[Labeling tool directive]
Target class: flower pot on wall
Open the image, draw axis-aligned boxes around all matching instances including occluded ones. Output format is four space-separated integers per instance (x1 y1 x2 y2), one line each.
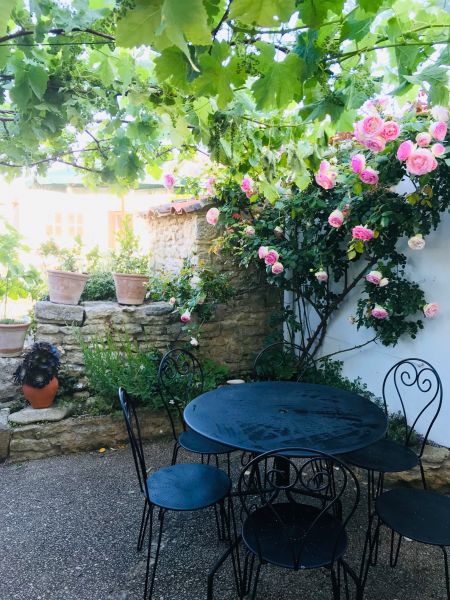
47 270 89 305
22 376 59 409
0 321 29 357
113 273 148 305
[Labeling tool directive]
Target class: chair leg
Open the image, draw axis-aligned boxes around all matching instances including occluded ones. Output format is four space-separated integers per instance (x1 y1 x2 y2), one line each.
360 513 380 595
330 564 341 600
389 529 402 568
250 561 262 600
367 470 384 567
442 546 450 599
419 460 427 489
143 506 166 600
171 442 180 465
137 499 150 552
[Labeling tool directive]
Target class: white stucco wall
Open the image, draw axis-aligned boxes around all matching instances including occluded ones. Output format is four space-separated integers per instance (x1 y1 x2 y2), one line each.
318 212 450 447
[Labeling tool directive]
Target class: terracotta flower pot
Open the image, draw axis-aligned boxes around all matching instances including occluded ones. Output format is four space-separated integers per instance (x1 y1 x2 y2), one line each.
22 377 59 409
0 321 30 357
113 273 148 305
47 270 89 305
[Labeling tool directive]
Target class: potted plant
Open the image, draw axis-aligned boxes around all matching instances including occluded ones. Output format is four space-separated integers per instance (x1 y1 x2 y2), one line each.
0 222 43 356
13 342 61 409
40 236 89 305
111 215 150 305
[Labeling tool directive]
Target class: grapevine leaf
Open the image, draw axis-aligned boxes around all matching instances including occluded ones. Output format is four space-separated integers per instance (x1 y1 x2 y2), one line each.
252 53 305 110
0 0 16 35
230 0 295 26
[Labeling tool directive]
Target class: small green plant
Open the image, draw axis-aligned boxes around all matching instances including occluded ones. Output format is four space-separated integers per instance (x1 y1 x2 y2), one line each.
111 215 149 275
0 221 43 322
148 257 233 341
79 333 161 412
39 236 84 273
80 271 116 301
202 359 229 391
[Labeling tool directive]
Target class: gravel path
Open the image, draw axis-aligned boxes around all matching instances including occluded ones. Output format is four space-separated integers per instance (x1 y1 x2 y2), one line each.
0 440 447 600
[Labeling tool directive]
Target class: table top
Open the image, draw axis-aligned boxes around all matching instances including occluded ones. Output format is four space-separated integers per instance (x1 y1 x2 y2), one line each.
184 381 387 455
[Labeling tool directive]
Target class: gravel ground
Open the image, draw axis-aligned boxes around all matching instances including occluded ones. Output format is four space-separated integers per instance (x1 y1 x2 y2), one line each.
0 439 448 600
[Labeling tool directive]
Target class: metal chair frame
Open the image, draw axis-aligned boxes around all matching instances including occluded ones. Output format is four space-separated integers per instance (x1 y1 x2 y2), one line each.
157 348 233 471
209 448 361 600
252 341 316 382
118 387 234 600
346 358 442 571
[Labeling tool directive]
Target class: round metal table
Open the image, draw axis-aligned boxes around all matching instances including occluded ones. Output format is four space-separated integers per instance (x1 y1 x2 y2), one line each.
184 381 387 455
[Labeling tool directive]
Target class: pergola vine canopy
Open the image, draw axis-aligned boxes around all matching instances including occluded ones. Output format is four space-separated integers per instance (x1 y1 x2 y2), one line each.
0 0 448 188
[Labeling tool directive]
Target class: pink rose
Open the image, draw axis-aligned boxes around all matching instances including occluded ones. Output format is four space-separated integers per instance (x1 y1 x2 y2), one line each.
381 121 400 141
169 297 176 305
366 270 382 285
315 160 337 190
353 121 365 143
241 176 253 192
397 140 415 161
328 209 344 228
416 132 432 147
351 154 366 174
206 207 220 226
206 176 215 195
264 249 279 266
431 106 449 122
363 136 386 153
423 303 439 318
361 115 384 137
271 261 284 275
430 121 447 142
315 172 336 190
244 225 255 236
352 225 374 241
408 234 425 250
180 310 191 323
359 168 379 185
315 270 328 283
372 305 389 319
406 148 438 176
258 246 268 259
432 143 446 157
163 173 175 189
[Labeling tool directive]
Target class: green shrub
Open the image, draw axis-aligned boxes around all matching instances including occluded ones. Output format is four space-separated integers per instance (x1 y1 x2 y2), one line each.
79 334 162 413
80 271 116 302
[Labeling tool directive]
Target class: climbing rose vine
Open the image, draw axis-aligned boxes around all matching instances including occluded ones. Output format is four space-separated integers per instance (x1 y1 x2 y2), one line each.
203 99 449 355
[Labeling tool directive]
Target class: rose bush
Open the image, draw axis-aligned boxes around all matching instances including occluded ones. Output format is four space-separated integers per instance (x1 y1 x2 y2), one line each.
203 98 449 354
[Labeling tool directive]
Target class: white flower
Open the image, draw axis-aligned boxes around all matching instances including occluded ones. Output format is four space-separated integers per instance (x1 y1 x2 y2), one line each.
190 338 199 347
408 234 426 250
379 278 389 287
190 274 201 289
431 106 449 122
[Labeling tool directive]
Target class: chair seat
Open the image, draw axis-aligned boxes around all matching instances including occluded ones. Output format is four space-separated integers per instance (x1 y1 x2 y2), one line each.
242 502 347 569
178 429 234 455
147 463 231 511
342 438 418 473
376 488 450 546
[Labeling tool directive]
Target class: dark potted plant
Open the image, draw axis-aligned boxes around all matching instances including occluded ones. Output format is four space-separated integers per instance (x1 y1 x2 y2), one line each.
13 342 61 409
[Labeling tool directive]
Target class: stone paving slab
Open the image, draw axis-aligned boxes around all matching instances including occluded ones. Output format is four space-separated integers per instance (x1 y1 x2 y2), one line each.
8 406 71 425
0 439 448 600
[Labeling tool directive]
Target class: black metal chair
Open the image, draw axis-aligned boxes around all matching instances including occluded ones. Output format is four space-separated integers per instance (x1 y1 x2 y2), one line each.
216 448 361 600
118 387 232 600
252 341 316 382
342 358 442 564
157 348 234 470
362 487 450 598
